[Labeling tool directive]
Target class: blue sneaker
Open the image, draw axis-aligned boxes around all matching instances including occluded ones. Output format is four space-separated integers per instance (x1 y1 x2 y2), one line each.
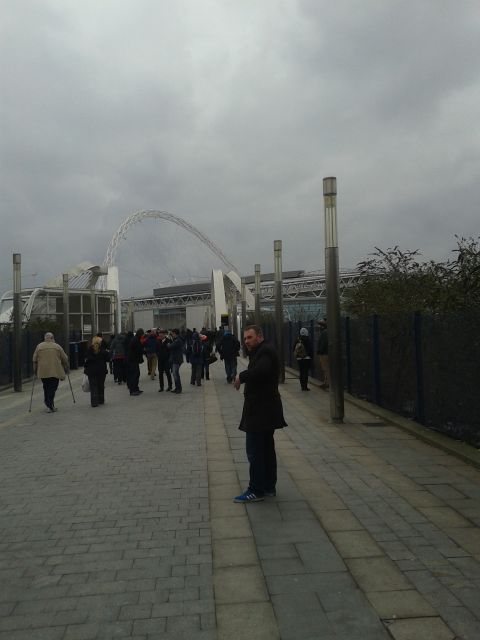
233 490 264 503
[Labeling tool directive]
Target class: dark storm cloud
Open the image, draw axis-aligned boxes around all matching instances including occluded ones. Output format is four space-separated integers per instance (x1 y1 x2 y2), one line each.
1 0 479 297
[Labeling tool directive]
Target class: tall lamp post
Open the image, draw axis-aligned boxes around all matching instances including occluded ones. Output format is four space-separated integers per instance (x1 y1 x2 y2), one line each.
62 274 70 356
13 253 22 391
241 277 247 355
274 240 285 383
88 266 109 338
254 264 261 326
323 177 344 422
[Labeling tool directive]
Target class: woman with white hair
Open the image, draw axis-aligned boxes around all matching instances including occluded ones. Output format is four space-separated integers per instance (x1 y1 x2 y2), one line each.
293 327 313 391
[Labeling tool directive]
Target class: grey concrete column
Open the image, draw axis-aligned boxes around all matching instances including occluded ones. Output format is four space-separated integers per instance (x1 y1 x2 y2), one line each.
90 288 97 338
13 253 22 391
241 277 247 356
323 177 344 423
274 240 285 383
62 274 69 355
254 264 261 326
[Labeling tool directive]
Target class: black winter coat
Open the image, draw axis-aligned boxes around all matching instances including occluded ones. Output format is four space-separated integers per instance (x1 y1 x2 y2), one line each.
238 341 287 433
156 337 172 363
219 333 240 359
167 336 184 365
84 347 109 377
128 336 144 364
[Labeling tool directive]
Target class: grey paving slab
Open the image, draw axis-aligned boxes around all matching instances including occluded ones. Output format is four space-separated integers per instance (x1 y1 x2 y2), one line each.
0 367 213 640
2 359 480 639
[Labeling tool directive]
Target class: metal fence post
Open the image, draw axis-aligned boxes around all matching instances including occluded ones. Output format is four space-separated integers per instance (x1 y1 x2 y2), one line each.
372 314 381 405
288 321 293 367
309 319 315 376
414 312 425 424
345 316 352 393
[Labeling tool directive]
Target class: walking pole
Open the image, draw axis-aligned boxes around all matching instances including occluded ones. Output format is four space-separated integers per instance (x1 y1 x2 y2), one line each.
66 372 76 404
28 374 36 412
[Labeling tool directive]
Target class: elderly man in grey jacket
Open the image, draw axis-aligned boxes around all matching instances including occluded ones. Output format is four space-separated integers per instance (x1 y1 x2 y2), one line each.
32 332 69 412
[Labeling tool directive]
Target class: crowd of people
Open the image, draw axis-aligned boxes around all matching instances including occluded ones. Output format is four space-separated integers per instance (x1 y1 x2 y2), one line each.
31 321 329 505
32 321 329 411
82 325 242 406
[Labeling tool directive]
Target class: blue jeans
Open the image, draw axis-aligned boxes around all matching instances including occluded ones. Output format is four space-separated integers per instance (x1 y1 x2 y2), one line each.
171 362 182 391
246 431 277 496
224 357 237 381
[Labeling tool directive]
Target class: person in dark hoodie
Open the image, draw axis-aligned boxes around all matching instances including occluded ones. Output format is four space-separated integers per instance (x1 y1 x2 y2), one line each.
156 329 173 392
293 327 313 391
218 328 240 383
167 329 184 394
127 328 144 396
189 329 204 387
110 332 127 385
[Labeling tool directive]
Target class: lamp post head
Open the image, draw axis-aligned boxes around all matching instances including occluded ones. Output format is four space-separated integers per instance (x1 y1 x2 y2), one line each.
323 177 337 196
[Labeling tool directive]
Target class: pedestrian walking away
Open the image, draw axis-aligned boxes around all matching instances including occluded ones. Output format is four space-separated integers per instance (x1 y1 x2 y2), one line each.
32 332 69 413
218 328 240 383
294 327 313 391
233 324 287 503
144 329 158 379
110 332 127 384
167 328 184 393
83 336 110 407
189 329 204 386
200 333 212 380
127 328 145 396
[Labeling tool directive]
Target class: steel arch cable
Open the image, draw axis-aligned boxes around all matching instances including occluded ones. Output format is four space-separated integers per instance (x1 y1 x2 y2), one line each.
103 210 238 273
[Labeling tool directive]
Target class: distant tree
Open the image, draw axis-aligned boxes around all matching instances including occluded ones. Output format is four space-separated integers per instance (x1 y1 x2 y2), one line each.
26 317 62 335
343 236 480 316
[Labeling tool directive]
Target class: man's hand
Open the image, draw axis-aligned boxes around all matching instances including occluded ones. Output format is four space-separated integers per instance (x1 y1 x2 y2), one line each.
233 374 241 390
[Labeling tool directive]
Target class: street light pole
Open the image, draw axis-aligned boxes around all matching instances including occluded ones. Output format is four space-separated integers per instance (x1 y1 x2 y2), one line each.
13 253 22 392
254 264 261 326
62 274 70 356
241 276 247 348
323 177 344 422
274 240 285 383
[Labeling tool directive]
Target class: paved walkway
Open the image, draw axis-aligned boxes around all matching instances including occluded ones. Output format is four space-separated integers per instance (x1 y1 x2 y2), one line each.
0 359 479 640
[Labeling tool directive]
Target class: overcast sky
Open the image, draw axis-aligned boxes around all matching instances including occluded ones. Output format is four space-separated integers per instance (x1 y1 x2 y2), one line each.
1 0 479 298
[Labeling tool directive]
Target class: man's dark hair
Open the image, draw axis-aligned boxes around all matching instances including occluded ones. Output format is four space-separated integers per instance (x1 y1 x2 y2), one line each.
172 328 179 335
244 324 263 337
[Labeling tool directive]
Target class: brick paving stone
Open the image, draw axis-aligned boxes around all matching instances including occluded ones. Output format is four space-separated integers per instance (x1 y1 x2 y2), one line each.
2 362 480 639
385 616 455 640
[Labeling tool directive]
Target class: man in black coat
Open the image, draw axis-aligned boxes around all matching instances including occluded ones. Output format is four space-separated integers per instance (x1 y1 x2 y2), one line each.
127 328 144 396
233 325 287 503
156 329 173 392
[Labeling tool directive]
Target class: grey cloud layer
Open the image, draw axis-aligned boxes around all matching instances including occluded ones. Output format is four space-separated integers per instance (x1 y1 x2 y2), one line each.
1 0 479 297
